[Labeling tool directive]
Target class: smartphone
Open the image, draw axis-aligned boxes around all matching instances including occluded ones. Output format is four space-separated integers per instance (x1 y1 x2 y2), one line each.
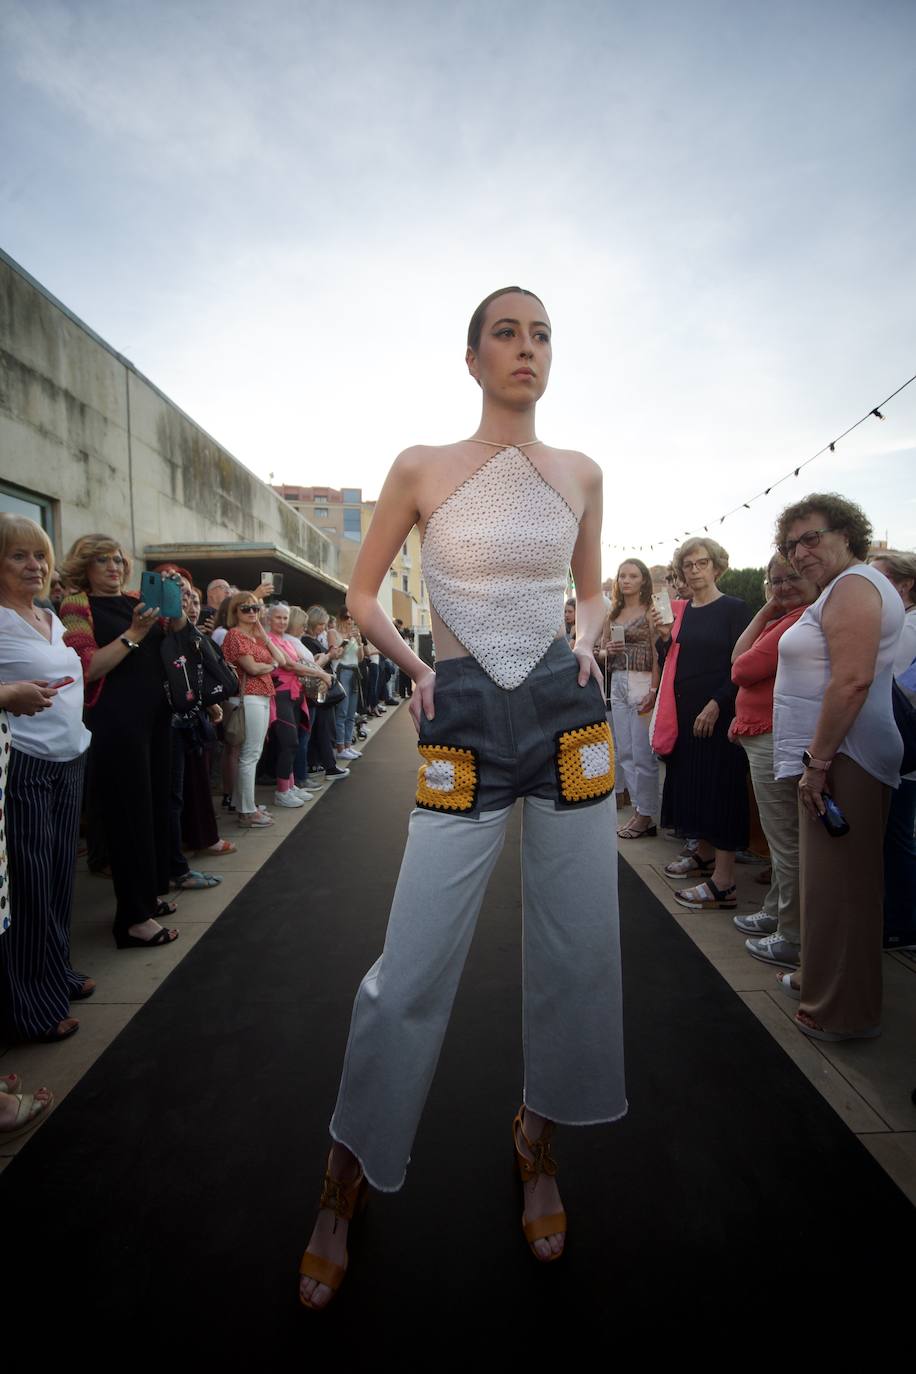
260 571 275 587
819 793 850 838
610 624 626 645
652 590 674 625
50 676 75 689
140 571 182 619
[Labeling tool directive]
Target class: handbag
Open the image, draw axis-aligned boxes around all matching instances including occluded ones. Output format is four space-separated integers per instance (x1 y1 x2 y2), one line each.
648 600 688 758
223 671 247 745
323 672 346 708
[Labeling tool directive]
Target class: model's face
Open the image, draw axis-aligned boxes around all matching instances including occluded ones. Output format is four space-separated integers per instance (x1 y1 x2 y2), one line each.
466 292 551 405
87 549 127 595
270 608 289 634
0 540 49 602
783 513 849 589
616 563 644 598
871 559 914 607
680 546 718 594
766 559 815 612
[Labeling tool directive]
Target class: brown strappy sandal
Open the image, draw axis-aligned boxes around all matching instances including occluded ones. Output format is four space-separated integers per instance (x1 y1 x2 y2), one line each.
512 1106 567 1262
298 1152 368 1310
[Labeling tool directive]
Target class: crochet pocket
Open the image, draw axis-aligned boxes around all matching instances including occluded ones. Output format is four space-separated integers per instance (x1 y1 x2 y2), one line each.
553 720 615 806
416 743 480 813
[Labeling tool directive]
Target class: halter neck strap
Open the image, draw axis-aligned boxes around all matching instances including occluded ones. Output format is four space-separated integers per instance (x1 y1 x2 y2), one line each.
466 438 542 448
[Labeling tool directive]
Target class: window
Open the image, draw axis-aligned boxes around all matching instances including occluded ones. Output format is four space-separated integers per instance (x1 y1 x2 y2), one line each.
402 574 409 593
342 488 361 504
313 507 329 518
343 508 361 542
0 481 53 532
403 543 409 556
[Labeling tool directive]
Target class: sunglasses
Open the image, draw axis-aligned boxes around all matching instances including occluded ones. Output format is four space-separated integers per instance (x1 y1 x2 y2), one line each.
239 604 261 613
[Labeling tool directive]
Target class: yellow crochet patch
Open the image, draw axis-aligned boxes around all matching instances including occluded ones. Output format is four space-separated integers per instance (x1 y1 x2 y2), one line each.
416 744 479 813
555 720 615 805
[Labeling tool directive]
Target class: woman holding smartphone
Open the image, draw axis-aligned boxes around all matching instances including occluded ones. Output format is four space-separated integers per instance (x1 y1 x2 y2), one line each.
298 286 626 1310
598 558 660 838
61 535 180 949
0 515 93 1040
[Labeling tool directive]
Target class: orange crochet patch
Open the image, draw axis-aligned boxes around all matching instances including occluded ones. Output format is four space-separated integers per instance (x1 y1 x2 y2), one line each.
554 720 615 805
416 744 479 813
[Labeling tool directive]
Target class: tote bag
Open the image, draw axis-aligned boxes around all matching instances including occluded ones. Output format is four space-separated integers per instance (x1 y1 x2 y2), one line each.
648 600 687 759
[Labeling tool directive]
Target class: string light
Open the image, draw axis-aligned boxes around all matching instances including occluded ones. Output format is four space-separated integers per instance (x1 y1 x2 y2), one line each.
603 369 916 554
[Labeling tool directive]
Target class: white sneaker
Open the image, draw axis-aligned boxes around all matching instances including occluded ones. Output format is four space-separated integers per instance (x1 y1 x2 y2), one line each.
290 786 314 801
273 791 304 808
340 748 361 760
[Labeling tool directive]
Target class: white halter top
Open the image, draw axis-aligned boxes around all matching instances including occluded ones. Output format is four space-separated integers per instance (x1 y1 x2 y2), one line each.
421 445 580 690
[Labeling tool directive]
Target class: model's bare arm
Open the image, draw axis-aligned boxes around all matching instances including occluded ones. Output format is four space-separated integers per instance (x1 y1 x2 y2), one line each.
346 450 431 685
569 458 605 687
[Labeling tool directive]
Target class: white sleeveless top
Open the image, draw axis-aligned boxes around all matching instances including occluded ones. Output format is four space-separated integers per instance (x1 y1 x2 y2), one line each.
772 562 904 786
421 446 580 690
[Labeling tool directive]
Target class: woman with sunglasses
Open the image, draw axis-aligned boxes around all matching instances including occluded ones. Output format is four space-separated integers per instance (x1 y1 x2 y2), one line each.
728 555 817 968
221 592 294 827
771 495 904 1041
649 537 752 911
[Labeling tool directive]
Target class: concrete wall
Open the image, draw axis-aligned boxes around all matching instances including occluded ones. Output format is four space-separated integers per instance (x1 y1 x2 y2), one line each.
0 250 338 579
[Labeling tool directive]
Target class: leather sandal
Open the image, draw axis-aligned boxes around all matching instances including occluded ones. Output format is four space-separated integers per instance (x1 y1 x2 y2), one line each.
299 1152 368 1310
512 1107 567 1262
617 821 657 839
664 853 714 878
673 878 737 911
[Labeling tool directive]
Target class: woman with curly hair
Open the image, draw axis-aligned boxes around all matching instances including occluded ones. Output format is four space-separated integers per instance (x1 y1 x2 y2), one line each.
598 559 660 838
772 494 903 1041
649 536 752 910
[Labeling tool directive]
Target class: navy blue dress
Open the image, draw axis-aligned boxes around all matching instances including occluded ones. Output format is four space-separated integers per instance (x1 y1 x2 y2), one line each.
660 595 752 851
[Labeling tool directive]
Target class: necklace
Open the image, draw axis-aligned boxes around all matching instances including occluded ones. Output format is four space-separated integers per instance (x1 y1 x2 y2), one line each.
467 438 542 448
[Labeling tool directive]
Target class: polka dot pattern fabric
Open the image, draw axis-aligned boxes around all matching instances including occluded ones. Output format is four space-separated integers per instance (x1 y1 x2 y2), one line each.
422 447 580 690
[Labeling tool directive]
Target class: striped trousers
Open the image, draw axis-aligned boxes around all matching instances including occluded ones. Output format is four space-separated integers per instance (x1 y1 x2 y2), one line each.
0 748 87 1040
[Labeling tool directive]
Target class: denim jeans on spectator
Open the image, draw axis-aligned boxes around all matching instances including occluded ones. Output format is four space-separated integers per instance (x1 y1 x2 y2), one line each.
294 723 311 786
335 666 360 747
883 777 916 945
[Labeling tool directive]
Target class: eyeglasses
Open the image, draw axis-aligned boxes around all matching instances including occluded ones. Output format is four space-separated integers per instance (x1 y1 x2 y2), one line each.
239 604 261 613
767 574 802 590
681 557 710 573
777 528 832 559
94 554 126 567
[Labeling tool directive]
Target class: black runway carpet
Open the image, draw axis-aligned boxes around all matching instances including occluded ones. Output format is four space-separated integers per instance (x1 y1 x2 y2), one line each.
2 706 913 1355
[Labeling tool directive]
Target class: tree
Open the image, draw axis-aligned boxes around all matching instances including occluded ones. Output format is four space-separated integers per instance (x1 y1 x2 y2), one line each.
719 567 766 613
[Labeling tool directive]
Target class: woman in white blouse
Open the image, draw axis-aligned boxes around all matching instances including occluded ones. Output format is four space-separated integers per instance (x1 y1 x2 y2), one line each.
0 515 93 1042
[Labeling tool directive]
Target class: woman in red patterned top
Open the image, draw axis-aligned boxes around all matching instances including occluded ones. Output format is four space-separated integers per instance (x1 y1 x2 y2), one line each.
222 592 295 828
729 556 816 970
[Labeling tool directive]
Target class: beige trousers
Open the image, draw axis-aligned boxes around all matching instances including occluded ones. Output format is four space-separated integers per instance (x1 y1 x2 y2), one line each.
797 753 890 1033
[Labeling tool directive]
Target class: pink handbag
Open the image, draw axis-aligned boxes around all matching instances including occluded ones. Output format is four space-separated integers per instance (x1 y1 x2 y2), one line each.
648 600 687 758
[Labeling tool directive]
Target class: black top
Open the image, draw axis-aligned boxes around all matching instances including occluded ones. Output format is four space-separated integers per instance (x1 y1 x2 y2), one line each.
673 596 752 720
89 595 166 730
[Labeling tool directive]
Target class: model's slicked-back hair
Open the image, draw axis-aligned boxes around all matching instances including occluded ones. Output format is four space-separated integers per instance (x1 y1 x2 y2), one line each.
467 286 547 352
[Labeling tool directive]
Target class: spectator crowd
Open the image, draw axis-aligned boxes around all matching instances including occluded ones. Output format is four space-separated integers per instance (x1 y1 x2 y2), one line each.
0 487 914 1140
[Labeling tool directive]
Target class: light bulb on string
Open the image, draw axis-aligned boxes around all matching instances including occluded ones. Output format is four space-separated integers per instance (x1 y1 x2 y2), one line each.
872 409 886 421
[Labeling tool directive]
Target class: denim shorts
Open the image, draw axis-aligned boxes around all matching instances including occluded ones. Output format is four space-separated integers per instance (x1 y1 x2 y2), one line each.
417 638 615 817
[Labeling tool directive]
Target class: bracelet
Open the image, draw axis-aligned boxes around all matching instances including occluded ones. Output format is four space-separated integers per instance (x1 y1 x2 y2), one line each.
119 636 139 652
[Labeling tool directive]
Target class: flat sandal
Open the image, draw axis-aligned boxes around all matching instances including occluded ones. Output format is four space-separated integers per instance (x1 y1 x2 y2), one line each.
512 1107 567 1262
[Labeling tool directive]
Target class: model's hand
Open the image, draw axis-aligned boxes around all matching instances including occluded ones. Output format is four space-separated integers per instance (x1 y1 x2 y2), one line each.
1 680 57 715
693 700 720 737
409 668 436 733
572 646 603 689
799 765 828 819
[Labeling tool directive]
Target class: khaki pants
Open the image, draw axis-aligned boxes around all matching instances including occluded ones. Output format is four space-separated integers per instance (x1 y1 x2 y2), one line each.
798 753 890 1033
739 733 800 944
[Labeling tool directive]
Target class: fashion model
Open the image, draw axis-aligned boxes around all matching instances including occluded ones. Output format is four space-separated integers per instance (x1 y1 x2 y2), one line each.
299 286 627 1309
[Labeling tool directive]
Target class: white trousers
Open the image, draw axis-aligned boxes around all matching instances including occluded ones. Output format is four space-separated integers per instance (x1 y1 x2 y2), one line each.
609 670 660 817
231 695 271 814
330 794 628 1191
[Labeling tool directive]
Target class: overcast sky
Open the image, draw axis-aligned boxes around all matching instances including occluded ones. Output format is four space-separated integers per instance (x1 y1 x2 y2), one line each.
2 0 914 573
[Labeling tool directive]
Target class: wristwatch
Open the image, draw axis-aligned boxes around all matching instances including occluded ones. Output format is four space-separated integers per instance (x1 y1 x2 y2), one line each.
119 636 139 652
802 750 831 771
